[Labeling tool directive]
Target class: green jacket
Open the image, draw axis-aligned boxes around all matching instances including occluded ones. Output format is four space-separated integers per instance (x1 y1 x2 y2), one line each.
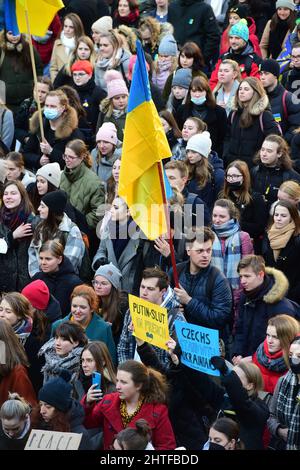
60 162 105 229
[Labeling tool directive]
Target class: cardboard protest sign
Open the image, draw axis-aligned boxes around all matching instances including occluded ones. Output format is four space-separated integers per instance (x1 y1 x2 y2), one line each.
175 320 220 376
25 429 82 450
129 294 169 351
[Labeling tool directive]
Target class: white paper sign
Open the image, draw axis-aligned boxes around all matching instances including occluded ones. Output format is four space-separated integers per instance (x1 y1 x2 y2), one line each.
25 429 82 450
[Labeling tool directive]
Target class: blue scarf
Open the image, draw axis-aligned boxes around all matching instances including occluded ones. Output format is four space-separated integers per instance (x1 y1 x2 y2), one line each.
211 219 241 289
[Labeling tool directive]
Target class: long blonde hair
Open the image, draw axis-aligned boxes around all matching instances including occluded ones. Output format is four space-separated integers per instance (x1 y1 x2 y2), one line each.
97 31 124 67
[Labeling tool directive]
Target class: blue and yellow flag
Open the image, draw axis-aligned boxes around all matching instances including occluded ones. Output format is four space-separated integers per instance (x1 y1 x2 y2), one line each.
4 0 64 37
119 41 172 240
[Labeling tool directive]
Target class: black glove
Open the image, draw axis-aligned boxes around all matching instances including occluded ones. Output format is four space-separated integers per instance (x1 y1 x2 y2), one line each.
210 356 228 375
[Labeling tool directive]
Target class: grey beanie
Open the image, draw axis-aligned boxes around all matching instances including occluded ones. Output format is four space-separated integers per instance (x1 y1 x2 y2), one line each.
172 68 192 89
36 162 61 188
94 262 122 290
276 0 296 10
158 34 178 56
0 159 7 184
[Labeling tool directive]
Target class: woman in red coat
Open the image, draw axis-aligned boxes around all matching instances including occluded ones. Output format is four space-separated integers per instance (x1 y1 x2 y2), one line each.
81 360 176 450
0 319 37 407
252 315 300 393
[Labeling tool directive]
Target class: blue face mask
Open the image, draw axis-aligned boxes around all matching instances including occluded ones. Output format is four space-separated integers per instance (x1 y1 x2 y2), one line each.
191 96 206 106
43 107 61 121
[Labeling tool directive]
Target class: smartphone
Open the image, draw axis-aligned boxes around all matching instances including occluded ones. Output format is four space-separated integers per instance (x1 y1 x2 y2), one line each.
92 372 102 390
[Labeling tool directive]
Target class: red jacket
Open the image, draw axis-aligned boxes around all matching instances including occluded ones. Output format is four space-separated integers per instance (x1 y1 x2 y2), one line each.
220 17 262 57
252 340 287 393
81 392 176 450
0 365 37 407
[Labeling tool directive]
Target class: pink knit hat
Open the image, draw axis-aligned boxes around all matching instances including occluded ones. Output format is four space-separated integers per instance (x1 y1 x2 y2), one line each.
104 70 128 99
128 55 150 80
96 122 118 145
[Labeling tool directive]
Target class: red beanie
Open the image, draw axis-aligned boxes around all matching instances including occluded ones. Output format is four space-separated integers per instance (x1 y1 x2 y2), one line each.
71 60 93 75
21 280 50 310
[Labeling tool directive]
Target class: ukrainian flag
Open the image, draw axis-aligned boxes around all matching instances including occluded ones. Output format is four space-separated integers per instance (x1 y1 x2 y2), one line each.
4 0 64 37
119 41 172 240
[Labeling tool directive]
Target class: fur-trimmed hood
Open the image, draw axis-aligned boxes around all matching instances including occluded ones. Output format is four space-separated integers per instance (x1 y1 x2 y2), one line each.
263 267 289 304
29 106 78 140
232 94 269 116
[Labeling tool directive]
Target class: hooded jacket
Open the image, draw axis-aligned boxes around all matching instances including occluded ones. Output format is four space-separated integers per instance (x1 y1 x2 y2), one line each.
168 0 220 63
233 267 300 358
223 94 281 169
210 41 262 90
23 107 84 170
220 17 262 57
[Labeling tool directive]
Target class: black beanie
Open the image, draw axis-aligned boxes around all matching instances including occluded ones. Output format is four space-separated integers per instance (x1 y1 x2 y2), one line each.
260 59 280 79
42 190 67 215
38 370 72 412
229 4 249 20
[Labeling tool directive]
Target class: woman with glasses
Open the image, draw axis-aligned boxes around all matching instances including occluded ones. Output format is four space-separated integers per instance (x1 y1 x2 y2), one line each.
82 359 176 450
92 263 128 347
52 285 116 365
60 139 105 231
23 90 84 171
32 240 82 316
262 200 300 304
222 160 268 253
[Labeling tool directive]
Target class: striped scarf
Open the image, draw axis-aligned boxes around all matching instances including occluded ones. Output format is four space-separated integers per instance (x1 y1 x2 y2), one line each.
211 219 241 289
276 370 300 450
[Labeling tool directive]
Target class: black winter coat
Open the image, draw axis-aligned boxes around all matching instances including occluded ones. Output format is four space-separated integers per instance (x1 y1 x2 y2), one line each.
223 96 281 169
32 256 83 316
228 190 268 240
250 163 300 208
136 342 214 449
0 424 31 450
233 268 300 357
168 0 220 63
262 233 300 304
267 83 300 143
183 364 269 450
72 78 106 132
175 103 227 157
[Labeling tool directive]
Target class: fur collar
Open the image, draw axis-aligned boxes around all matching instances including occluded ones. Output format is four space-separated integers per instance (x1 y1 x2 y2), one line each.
232 94 269 116
263 267 289 304
29 106 78 140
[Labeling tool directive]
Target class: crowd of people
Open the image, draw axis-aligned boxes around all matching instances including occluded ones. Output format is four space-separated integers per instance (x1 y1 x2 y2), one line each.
1 0 300 452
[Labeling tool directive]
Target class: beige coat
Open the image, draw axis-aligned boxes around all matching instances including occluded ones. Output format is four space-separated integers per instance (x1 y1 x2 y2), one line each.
260 20 290 59
49 39 71 82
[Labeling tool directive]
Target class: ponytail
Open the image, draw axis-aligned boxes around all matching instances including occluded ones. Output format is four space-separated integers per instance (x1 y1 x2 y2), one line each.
0 392 31 420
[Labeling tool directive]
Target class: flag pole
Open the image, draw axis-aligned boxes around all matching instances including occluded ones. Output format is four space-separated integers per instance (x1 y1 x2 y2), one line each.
157 161 179 288
24 8 45 142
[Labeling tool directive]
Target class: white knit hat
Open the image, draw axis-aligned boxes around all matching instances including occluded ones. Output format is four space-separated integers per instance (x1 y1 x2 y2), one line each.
186 132 212 158
36 162 61 188
92 16 113 34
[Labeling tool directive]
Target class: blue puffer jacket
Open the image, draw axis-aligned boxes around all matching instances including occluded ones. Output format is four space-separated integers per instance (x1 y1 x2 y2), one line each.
169 261 233 337
233 267 300 358
187 151 225 212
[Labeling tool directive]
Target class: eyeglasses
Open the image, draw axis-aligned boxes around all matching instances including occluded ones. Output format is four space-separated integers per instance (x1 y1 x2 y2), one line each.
226 174 243 180
92 280 110 287
62 154 79 161
72 72 87 77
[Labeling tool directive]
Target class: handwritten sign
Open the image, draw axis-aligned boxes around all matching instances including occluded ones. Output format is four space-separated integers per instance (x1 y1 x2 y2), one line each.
175 320 220 376
25 429 82 450
129 294 169 350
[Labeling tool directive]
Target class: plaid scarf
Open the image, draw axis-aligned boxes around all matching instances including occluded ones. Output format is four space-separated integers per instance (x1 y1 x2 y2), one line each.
211 219 241 289
276 370 300 450
38 337 83 384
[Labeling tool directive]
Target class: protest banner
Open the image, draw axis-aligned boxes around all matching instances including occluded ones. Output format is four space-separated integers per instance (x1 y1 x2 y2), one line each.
25 429 82 450
129 294 169 350
175 320 220 376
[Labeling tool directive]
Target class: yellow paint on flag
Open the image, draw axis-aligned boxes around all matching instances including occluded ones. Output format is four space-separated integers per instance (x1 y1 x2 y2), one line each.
17 0 64 37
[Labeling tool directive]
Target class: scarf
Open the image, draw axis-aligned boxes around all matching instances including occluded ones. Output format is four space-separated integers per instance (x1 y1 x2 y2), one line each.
268 221 295 261
256 339 287 373
276 370 300 450
13 316 33 346
0 203 30 232
211 219 242 289
108 218 131 261
114 9 139 26
38 337 83 384
120 396 144 428
112 109 126 119
60 31 76 56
